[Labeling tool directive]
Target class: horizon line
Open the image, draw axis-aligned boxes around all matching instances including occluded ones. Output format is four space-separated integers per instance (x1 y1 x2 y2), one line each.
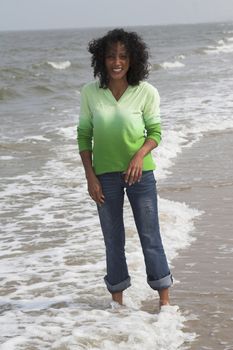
0 19 233 33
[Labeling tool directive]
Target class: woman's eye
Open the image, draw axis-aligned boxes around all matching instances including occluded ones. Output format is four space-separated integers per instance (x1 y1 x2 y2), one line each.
106 54 128 60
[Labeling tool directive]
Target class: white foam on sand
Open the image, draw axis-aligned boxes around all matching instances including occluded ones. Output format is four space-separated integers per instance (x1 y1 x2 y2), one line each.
0 120 203 349
70 305 196 350
2 25 233 348
5 86 233 347
5 75 233 347
159 198 201 263
155 127 191 180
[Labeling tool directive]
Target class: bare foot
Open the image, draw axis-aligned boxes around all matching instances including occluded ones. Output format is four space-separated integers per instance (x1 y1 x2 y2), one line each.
159 300 170 311
110 301 125 310
158 288 170 306
111 291 123 305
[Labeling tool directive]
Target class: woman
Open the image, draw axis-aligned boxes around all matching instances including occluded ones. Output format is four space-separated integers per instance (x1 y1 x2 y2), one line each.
77 28 172 308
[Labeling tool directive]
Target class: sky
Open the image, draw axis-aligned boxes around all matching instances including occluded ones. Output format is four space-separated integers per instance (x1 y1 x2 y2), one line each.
0 0 233 31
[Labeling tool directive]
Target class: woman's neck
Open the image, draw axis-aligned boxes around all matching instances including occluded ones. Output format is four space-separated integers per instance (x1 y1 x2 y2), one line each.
108 79 129 101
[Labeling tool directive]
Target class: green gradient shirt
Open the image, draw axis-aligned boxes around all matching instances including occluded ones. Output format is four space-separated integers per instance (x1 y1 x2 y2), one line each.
77 81 162 175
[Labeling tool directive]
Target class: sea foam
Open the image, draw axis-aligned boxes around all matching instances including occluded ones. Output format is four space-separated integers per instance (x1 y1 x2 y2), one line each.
204 36 233 54
1 22 233 349
0 121 201 349
47 60 71 69
161 61 185 69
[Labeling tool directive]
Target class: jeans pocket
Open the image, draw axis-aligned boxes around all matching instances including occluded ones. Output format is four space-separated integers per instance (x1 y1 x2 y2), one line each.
141 170 156 184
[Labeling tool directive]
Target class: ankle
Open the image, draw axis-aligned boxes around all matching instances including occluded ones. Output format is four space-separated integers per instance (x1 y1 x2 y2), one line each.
111 291 123 305
159 299 170 306
158 288 170 306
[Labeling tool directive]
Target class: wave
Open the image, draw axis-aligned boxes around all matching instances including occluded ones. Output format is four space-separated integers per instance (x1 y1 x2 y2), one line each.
200 35 233 54
160 61 185 69
18 135 51 142
32 85 55 94
32 61 85 72
151 60 185 71
47 60 71 70
175 54 186 60
0 123 200 349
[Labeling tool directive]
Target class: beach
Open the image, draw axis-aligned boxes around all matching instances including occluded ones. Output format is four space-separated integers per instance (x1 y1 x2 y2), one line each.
160 129 233 349
1 22 233 349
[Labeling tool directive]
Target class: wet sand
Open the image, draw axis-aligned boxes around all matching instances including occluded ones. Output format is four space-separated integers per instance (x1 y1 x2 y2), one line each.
159 129 233 350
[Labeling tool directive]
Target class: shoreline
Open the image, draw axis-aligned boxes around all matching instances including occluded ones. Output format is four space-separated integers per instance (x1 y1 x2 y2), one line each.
159 128 233 349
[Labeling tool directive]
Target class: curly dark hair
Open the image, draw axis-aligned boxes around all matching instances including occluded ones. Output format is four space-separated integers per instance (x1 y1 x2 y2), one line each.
88 28 150 88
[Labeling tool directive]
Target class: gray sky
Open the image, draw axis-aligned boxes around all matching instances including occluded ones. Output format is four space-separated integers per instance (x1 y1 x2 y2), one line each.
0 0 233 31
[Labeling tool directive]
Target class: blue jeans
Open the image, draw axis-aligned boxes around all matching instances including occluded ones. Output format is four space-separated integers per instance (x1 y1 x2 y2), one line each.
97 171 172 293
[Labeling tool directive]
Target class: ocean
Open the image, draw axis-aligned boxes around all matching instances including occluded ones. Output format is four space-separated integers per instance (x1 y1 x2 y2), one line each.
0 22 233 349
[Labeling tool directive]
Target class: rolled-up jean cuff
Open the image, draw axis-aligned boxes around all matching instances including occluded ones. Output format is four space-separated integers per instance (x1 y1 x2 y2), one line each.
104 276 131 293
147 273 173 290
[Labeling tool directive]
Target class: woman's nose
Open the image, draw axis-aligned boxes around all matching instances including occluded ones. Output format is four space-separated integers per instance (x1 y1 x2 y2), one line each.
114 56 121 65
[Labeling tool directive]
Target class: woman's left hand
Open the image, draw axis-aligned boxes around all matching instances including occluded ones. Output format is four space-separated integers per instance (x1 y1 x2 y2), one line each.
124 153 143 185
124 139 157 185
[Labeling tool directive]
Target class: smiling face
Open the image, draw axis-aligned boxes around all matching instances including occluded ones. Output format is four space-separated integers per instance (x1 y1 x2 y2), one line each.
105 41 130 84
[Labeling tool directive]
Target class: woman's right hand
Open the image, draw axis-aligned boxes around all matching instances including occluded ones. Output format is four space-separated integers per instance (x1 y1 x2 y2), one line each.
87 174 105 205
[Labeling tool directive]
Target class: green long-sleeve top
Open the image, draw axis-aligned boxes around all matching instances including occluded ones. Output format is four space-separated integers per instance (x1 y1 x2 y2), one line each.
77 80 162 175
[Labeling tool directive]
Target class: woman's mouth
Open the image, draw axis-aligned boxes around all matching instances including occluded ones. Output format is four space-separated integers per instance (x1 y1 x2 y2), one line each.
112 68 123 73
